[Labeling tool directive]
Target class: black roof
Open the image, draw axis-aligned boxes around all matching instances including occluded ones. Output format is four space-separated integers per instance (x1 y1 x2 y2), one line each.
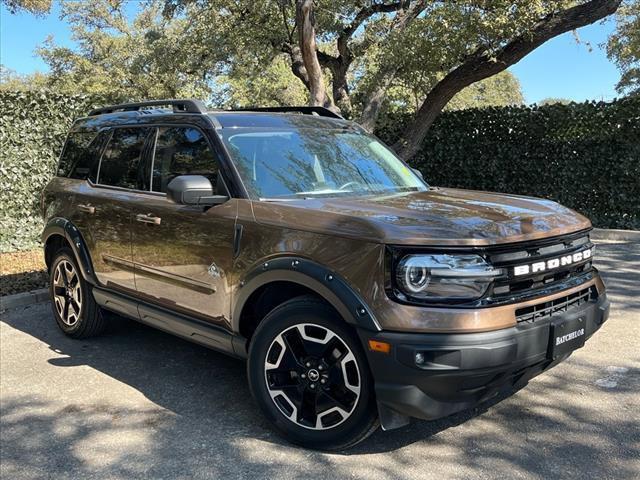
75 99 354 132
87 99 207 116
71 110 210 133
87 100 343 119
210 112 351 129
73 99 354 130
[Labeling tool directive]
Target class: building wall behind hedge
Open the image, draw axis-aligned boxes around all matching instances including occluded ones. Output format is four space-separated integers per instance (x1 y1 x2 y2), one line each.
377 97 640 232
1 91 638 252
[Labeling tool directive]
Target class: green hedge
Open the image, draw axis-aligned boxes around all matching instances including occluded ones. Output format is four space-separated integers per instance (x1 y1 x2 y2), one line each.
1 92 638 252
377 97 640 231
0 91 106 252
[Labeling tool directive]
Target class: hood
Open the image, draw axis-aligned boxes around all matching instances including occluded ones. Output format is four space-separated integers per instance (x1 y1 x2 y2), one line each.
251 187 592 246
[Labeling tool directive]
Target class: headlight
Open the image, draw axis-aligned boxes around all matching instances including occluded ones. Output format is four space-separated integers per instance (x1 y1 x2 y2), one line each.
395 254 503 301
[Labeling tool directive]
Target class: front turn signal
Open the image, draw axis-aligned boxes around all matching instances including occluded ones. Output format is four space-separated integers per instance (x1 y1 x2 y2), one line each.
368 340 391 354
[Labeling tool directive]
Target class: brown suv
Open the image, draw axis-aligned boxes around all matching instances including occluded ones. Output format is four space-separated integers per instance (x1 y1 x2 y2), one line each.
42 99 609 450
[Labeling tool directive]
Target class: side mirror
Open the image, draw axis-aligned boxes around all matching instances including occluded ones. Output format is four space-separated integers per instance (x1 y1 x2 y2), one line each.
411 168 424 180
167 175 228 206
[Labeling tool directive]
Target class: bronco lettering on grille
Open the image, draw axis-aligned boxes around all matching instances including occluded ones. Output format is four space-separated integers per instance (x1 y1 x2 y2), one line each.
513 247 593 277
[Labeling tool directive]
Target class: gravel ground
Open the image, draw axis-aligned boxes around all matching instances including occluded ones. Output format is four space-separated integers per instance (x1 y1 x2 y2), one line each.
0 250 47 296
1 241 638 480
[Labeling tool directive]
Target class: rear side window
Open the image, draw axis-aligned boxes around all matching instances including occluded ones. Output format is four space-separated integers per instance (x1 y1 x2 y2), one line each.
98 127 152 189
57 131 103 181
151 127 218 193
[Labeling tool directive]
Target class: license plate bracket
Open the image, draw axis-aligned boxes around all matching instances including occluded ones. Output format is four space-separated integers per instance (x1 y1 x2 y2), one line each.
548 313 587 359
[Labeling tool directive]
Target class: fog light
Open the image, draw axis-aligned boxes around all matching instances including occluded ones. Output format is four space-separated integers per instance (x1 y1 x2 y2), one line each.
415 352 425 365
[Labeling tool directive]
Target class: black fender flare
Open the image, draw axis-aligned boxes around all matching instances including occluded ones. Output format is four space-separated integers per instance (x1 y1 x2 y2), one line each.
42 217 98 285
232 256 381 333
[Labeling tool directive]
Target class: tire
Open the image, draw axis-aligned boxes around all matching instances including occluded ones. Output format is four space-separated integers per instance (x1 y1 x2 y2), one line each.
49 247 106 338
248 295 379 450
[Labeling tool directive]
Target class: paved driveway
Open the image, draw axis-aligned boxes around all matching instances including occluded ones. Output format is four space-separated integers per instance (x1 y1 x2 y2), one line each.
1 241 638 479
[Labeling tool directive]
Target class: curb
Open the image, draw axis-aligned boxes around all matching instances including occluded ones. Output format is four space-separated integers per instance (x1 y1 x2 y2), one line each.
1 288 49 311
591 228 640 242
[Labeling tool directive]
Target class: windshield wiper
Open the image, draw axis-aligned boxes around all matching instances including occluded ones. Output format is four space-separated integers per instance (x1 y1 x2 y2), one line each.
258 186 424 202
294 189 347 196
259 191 353 201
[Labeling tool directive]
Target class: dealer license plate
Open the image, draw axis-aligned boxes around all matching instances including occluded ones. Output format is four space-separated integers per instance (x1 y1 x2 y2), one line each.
548 314 587 359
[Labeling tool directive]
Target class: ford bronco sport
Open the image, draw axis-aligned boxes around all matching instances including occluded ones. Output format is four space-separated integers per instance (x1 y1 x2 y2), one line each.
42 99 610 450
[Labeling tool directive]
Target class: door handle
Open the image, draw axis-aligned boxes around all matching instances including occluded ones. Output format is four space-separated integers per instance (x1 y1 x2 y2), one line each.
77 204 95 214
136 213 161 225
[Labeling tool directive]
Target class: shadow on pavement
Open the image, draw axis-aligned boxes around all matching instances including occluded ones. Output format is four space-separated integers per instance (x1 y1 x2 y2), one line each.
1 241 638 479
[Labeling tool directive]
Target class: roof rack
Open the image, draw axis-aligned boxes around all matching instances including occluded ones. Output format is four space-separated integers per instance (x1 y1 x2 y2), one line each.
88 99 207 117
228 106 343 119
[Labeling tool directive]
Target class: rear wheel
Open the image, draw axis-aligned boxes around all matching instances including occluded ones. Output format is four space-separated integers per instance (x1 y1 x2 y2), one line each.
248 296 378 450
49 248 106 338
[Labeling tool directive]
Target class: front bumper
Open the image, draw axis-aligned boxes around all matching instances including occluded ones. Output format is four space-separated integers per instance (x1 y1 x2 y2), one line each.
359 292 610 427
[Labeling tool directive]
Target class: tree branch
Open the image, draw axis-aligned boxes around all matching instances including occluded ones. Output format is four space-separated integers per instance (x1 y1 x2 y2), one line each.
316 50 340 70
342 1 408 39
280 2 294 44
281 42 311 90
329 0 411 115
394 0 622 160
358 0 428 129
336 1 409 66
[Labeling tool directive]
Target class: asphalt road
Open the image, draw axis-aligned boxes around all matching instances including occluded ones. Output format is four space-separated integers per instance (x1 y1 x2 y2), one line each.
1 241 638 480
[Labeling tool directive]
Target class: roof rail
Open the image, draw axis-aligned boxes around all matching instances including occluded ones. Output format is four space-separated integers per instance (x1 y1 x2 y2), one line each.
228 106 343 119
88 99 207 117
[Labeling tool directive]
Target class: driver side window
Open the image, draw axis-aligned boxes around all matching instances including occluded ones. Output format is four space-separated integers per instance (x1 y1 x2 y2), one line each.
151 127 219 193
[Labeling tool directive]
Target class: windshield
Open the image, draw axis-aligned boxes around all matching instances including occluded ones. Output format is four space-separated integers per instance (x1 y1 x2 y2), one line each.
219 127 427 199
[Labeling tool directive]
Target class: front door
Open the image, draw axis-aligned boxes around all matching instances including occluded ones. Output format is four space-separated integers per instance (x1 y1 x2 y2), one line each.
131 125 237 329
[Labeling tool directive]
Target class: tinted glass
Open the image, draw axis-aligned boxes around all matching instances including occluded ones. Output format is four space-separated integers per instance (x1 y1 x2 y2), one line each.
152 127 217 193
57 131 104 181
220 128 426 199
98 127 152 189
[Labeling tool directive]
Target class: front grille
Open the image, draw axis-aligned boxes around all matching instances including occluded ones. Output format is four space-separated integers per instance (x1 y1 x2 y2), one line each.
487 232 594 302
515 287 597 323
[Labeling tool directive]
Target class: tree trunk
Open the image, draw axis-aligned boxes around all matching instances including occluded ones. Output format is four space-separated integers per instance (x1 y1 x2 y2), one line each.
392 79 462 160
284 44 311 90
295 0 333 109
358 68 398 131
332 64 352 117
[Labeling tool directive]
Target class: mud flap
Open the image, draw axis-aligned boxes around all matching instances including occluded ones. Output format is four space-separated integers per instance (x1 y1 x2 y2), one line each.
377 401 411 431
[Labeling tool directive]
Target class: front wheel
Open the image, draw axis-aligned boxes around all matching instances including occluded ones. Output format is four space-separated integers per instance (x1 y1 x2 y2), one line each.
247 296 378 450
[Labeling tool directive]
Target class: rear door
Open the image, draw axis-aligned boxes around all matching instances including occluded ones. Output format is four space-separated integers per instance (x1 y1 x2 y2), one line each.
131 125 237 329
73 126 155 295
56 127 106 232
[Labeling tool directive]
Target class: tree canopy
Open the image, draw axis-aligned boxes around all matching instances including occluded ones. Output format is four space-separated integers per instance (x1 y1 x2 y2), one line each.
0 66 49 91
0 0 50 15
607 0 640 95
538 97 573 105
33 1 213 101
